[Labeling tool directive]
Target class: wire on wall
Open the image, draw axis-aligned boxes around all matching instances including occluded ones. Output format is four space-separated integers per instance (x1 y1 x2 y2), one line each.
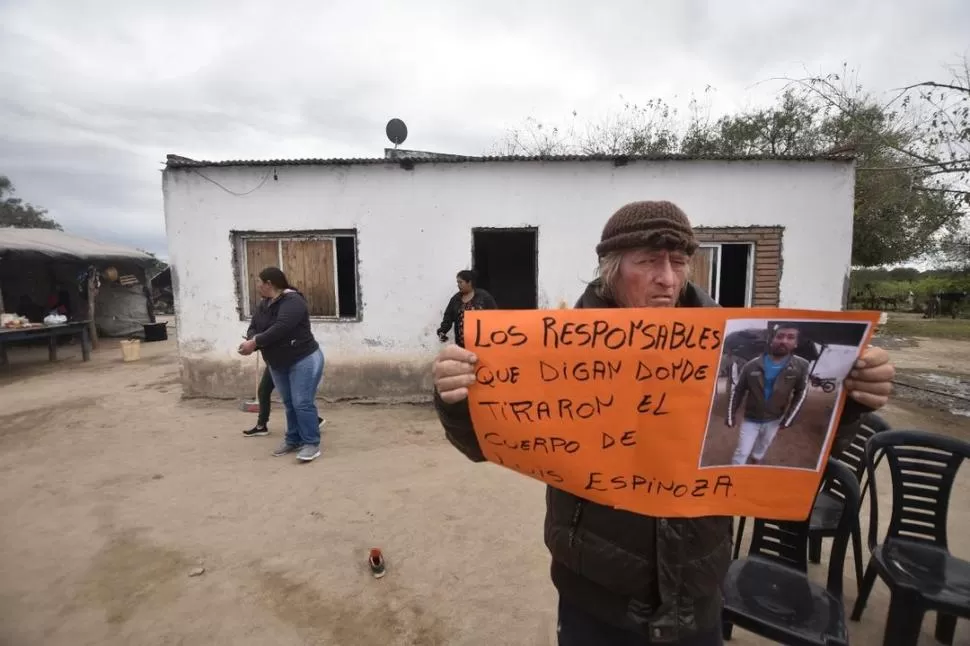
190 168 274 197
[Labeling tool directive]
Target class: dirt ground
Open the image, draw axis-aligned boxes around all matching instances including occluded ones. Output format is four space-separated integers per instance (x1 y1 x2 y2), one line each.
1 329 970 645
873 331 970 418
700 378 835 470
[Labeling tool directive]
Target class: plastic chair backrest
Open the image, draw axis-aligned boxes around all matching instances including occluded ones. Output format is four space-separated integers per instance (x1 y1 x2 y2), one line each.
747 458 861 597
837 413 890 482
865 430 970 551
826 412 890 502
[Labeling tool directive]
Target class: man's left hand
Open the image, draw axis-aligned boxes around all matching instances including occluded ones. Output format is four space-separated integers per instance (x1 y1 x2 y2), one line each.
844 346 895 411
238 339 258 356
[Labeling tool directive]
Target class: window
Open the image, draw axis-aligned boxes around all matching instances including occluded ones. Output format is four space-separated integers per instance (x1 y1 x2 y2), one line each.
234 231 359 319
693 226 783 307
690 243 755 307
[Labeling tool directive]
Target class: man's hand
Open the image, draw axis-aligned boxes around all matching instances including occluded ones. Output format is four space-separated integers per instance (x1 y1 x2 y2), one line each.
238 339 257 356
433 344 478 404
844 346 895 410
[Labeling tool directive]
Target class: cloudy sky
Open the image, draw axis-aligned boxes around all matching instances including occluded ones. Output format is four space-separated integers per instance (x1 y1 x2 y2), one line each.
1 0 968 259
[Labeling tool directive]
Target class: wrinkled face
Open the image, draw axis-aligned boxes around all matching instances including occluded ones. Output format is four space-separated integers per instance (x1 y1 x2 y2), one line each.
456 278 472 294
257 279 275 299
615 248 691 308
769 327 799 357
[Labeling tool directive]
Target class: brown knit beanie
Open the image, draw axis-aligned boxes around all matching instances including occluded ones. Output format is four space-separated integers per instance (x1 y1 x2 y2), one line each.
596 201 699 258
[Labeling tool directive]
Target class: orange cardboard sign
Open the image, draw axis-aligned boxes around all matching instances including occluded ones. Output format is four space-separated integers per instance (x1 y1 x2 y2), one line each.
465 307 879 520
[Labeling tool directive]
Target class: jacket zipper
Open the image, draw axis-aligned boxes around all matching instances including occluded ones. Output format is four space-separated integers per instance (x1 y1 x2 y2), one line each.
567 502 584 547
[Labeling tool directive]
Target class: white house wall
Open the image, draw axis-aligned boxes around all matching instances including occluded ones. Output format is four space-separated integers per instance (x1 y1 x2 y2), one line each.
162 159 855 399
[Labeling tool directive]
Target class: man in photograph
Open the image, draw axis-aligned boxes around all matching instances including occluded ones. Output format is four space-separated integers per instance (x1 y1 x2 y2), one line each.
726 323 810 465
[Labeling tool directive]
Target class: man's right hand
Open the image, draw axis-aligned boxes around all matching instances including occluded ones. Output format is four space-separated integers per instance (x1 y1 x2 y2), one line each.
433 344 478 404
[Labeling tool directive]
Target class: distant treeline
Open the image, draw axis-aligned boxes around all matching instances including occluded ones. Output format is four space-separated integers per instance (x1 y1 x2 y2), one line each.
849 268 968 317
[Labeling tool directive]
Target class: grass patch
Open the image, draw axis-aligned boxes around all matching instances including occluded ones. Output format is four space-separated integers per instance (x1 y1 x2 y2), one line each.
881 315 970 340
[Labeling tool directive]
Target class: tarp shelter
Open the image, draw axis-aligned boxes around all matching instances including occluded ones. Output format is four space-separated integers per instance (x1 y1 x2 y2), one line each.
0 228 157 340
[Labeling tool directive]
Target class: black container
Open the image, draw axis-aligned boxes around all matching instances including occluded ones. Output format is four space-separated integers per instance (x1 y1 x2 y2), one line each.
143 322 168 342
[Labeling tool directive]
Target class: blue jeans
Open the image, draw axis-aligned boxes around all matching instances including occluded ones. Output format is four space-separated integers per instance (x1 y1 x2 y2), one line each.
269 349 324 448
557 598 723 646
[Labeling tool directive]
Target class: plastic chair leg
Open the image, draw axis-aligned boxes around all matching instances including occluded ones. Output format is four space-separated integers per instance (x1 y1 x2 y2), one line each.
850 559 878 621
882 593 924 646
808 534 823 564
935 613 957 645
850 523 865 596
732 517 745 560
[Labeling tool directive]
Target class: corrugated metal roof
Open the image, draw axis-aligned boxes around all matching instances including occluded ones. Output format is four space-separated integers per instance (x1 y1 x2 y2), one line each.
0 228 154 265
165 152 855 169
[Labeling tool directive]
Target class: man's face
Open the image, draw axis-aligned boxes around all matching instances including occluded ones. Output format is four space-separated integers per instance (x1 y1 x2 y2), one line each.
769 327 799 357
615 248 690 308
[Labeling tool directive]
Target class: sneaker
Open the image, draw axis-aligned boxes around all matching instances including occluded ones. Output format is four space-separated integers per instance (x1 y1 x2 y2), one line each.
297 444 321 462
272 442 300 457
318 417 327 429
369 548 386 579
243 425 269 437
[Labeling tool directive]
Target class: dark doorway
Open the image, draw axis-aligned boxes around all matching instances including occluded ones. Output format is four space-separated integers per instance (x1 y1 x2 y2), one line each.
472 227 538 309
718 243 752 307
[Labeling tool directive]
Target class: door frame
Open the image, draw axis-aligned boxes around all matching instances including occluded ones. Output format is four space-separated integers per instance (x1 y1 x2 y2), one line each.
696 244 723 303
470 226 540 308
696 242 755 307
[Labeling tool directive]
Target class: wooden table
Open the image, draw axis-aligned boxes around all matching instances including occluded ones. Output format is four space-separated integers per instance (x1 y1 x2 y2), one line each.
0 321 92 365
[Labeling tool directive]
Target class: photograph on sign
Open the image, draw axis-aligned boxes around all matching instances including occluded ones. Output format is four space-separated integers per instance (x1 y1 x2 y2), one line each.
698 318 872 471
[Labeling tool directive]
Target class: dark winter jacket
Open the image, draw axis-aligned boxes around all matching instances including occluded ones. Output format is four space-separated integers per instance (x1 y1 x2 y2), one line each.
437 289 498 348
246 297 272 340
727 354 811 427
247 290 319 369
433 280 871 642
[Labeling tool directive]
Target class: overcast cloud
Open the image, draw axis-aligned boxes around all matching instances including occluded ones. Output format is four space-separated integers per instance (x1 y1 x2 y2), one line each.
1 0 968 258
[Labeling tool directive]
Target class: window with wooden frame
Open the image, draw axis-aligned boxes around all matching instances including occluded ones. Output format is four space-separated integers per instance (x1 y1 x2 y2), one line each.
692 226 783 307
233 230 359 320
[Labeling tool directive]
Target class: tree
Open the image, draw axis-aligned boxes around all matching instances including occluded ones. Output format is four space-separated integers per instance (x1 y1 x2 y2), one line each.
788 62 969 265
492 70 966 267
0 175 61 230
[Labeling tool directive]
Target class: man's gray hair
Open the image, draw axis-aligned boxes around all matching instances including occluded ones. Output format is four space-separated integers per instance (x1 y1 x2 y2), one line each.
594 251 625 301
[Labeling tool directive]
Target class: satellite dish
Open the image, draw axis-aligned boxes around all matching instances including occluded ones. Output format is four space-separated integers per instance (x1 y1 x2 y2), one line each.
386 118 408 147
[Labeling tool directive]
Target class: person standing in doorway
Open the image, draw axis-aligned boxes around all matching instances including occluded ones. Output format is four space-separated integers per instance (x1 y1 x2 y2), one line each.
726 323 810 465
431 201 896 645
238 267 324 462
436 269 498 348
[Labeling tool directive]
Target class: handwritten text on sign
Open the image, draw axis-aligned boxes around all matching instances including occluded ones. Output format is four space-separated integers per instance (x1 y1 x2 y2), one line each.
465 307 879 520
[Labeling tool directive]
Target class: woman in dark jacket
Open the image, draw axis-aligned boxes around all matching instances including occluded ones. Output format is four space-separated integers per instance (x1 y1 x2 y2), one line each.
436 269 498 348
238 267 324 462
242 296 324 438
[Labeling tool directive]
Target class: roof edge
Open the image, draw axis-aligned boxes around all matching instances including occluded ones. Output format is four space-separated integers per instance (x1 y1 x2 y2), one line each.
165 152 856 170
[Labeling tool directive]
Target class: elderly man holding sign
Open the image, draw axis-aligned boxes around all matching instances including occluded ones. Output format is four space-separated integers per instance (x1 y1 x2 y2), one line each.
432 201 895 646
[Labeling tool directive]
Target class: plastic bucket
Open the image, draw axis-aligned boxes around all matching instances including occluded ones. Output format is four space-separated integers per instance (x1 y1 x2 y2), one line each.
143 322 168 342
120 338 141 362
